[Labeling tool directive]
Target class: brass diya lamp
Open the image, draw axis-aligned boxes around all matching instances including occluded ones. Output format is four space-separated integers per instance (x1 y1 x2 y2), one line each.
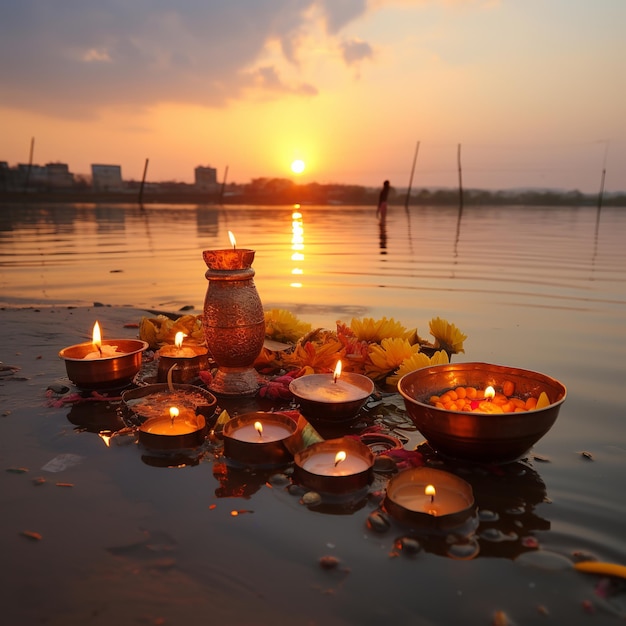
384 467 477 531
59 321 148 389
288 360 375 422
157 331 208 384
202 231 265 395
222 411 298 466
137 406 207 451
293 437 375 495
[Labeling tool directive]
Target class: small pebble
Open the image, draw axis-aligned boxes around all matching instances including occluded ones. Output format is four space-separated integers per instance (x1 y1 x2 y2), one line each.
268 473 290 487
287 484 306 497
366 511 390 533
319 555 340 570
47 384 70 395
301 491 322 506
395 536 421 555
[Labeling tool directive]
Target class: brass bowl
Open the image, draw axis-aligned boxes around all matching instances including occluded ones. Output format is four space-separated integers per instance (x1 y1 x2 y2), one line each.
398 362 566 464
59 339 148 389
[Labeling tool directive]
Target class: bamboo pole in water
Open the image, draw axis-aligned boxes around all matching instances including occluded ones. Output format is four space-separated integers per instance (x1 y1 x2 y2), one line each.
457 143 464 209
23 137 35 194
597 141 609 211
404 140 420 210
219 165 229 204
138 158 149 205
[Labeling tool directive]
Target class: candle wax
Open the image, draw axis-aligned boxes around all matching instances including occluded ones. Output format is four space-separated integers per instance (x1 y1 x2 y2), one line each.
142 418 199 435
296 377 367 403
83 344 121 359
159 345 206 358
301 452 370 476
230 423 293 443
391 483 472 516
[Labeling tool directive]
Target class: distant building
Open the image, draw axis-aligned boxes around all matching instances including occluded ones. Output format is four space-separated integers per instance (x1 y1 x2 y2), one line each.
194 165 218 191
45 162 74 188
92 164 123 191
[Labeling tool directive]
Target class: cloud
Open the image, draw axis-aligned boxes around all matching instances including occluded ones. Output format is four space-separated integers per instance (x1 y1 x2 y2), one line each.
249 65 318 96
340 39 374 65
0 0 372 119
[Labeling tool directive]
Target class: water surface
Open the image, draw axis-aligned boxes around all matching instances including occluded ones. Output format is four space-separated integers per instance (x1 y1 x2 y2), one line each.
1 202 626 624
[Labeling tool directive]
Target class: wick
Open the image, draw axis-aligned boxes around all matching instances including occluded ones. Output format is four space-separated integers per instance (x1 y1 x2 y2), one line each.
430 493 435 503
167 363 178 393
171 414 175 426
257 430 263 439
97 345 102 357
333 374 338 384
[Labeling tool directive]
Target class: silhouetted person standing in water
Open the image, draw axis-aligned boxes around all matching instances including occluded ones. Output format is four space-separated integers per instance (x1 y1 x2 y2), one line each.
376 180 390 221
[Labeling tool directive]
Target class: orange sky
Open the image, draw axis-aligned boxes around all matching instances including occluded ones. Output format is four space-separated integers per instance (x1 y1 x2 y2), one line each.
2 0 625 192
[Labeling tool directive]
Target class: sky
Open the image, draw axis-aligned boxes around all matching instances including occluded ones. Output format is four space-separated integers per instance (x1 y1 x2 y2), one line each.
1 0 625 193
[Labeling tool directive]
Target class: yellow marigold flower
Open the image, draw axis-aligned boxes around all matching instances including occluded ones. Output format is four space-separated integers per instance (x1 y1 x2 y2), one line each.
349 317 410 343
386 349 450 387
366 337 420 381
139 314 204 349
264 309 312 344
283 337 345 373
429 317 467 354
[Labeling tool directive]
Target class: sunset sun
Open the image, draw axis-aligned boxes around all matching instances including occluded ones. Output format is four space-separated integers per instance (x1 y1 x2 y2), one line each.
290 159 306 175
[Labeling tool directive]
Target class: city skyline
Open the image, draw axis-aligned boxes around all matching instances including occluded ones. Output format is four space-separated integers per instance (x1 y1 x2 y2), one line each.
1 1 625 193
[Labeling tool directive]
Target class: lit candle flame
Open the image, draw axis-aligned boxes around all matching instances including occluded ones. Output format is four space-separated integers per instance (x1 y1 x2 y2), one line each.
99 432 112 448
333 360 342 383
334 450 347 466
228 230 236 249
169 406 179 425
92 321 102 355
484 385 496 401
174 331 185 349
254 421 263 439
425 484 436 503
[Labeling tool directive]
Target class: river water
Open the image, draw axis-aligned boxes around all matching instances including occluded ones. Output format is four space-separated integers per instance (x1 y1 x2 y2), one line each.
1 201 626 624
